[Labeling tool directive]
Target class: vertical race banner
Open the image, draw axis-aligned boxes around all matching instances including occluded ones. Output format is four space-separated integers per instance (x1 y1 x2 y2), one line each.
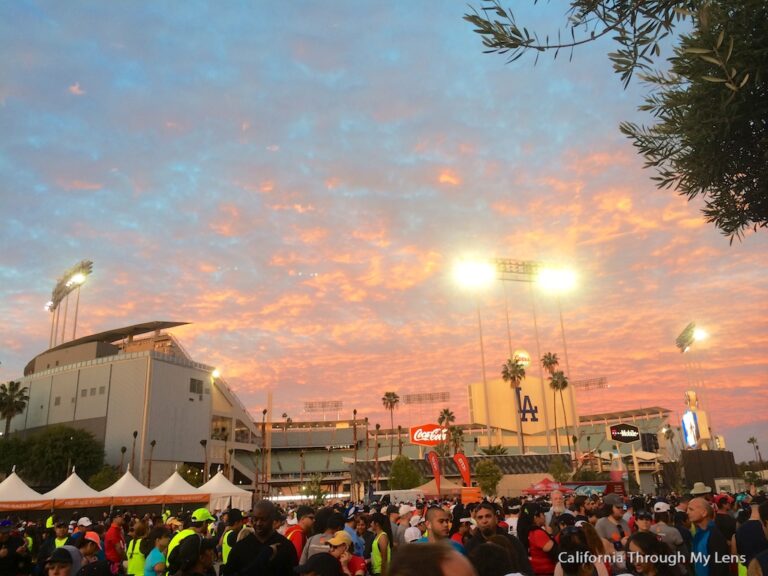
453 453 471 486
426 451 441 495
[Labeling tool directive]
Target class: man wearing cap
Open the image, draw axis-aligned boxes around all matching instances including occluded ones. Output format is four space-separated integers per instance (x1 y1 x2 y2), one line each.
650 501 685 551
46 546 82 576
76 532 111 576
219 509 247 567
0 520 30 576
465 502 533 575
166 508 214 575
284 505 314 559
327 530 366 576
394 504 415 547
596 494 630 550
342 507 365 558
227 500 297 576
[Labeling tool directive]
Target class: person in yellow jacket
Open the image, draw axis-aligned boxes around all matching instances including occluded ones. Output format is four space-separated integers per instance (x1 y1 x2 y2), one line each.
126 520 148 576
166 508 214 574
219 509 247 567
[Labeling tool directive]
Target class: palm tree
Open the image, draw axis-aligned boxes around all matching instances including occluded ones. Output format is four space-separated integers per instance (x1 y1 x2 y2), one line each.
480 445 508 455
550 371 572 455
0 381 29 438
502 357 527 454
374 423 381 490
437 408 455 457
748 437 759 463
449 426 464 455
381 392 400 459
541 353 561 452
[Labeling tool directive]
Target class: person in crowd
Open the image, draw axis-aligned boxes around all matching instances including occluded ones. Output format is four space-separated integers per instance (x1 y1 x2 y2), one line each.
594 494 630 573
546 492 570 526
736 496 768 572
125 520 147 576
103 515 126 576
415 507 465 554
301 512 345 563
225 500 297 576
389 543 476 576
465 502 532 576
688 497 730 576
173 535 216 576
578 522 612 575
284 506 315 560
570 497 589 524
517 502 557 576
75 532 110 576
139 526 171 576
218 509 247 566
326 530 366 576
45 546 81 576
295 552 343 576
166 509 215 574
714 494 738 545
470 541 524 576
67 518 93 547
554 526 607 576
452 518 474 547
369 512 392 576
342 508 365 559
506 499 522 537
635 510 653 533
355 514 374 562
0 520 31 576
394 505 415 548
627 531 679 576
403 526 422 544
650 502 685 554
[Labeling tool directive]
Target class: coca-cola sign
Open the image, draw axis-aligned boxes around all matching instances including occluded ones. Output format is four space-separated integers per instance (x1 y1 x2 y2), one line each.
410 424 448 447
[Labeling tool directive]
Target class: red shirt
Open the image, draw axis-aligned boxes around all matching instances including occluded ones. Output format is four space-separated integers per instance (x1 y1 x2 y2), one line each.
284 525 307 559
529 528 557 575
104 524 125 563
345 555 366 576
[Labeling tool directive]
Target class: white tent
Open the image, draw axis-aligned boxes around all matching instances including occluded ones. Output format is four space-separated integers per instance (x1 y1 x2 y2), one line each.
44 471 102 499
152 470 200 495
100 469 155 497
198 471 252 511
0 469 43 501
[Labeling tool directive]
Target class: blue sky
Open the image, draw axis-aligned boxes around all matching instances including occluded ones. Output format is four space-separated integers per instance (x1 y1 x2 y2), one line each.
1 1 766 462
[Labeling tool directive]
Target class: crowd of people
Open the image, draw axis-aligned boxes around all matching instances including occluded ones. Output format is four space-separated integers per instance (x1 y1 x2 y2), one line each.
1 486 767 576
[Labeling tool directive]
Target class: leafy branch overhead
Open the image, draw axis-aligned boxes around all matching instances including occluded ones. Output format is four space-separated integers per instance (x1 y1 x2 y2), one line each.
464 0 768 241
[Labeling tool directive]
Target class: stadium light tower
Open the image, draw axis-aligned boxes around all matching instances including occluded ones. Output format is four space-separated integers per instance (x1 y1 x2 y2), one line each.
46 260 93 348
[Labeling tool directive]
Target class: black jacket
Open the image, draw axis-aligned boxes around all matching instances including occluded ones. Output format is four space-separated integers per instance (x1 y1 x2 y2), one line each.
224 531 297 576
465 527 533 576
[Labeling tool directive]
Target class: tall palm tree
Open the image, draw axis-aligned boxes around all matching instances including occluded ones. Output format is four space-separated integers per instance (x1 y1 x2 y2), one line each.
437 408 455 458
748 437 759 463
502 357 527 454
381 392 400 459
0 381 29 438
550 370 572 455
449 426 464 455
374 423 381 490
541 353 561 452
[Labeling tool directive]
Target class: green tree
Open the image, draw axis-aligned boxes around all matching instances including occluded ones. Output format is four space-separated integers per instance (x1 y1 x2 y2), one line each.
449 426 465 455
88 465 121 491
178 464 204 487
541 353 561 452
388 455 424 490
501 356 526 454
302 474 327 508
382 392 400 460
480 445 508 455
464 0 768 241
475 459 503 497
22 425 104 484
0 436 28 475
548 456 571 483
0 380 29 437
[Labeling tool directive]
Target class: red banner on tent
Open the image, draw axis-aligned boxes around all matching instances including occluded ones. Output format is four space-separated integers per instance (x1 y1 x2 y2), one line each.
453 453 471 486
426 451 441 495
0 500 51 511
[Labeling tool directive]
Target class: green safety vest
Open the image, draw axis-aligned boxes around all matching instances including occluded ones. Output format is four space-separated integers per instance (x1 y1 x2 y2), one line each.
371 532 390 575
46 516 55 529
221 530 233 564
55 537 69 548
126 538 145 575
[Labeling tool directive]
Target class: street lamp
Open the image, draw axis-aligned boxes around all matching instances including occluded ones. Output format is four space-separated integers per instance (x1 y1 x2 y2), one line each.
452 259 496 445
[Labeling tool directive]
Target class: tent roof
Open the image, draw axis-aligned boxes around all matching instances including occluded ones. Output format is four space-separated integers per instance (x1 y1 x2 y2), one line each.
414 477 462 495
0 471 42 501
198 471 251 496
100 470 154 497
152 471 200 495
44 472 101 499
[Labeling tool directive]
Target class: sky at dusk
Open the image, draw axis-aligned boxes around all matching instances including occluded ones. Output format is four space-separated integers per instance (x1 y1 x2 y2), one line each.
1 1 766 463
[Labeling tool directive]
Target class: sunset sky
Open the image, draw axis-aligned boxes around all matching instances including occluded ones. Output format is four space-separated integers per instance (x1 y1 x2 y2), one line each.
1 2 766 463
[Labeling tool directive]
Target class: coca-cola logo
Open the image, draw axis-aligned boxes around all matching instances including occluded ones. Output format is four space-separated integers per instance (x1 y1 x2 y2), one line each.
410 424 448 446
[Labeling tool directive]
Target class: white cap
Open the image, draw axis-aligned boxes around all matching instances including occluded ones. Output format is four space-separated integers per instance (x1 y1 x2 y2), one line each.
404 526 422 543
399 504 415 516
653 502 671 513
409 515 423 527
77 517 92 527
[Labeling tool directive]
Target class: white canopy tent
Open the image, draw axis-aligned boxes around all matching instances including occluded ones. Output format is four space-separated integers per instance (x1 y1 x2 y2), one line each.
44 471 102 500
0 469 43 501
198 471 252 511
100 469 155 497
152 470 201 496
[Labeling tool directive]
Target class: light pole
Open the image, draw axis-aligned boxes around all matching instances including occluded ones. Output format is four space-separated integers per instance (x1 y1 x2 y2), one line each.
452 260 496 446
147 440 156 487
45 261 93 348
200 439 208 482
130 430 138 473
